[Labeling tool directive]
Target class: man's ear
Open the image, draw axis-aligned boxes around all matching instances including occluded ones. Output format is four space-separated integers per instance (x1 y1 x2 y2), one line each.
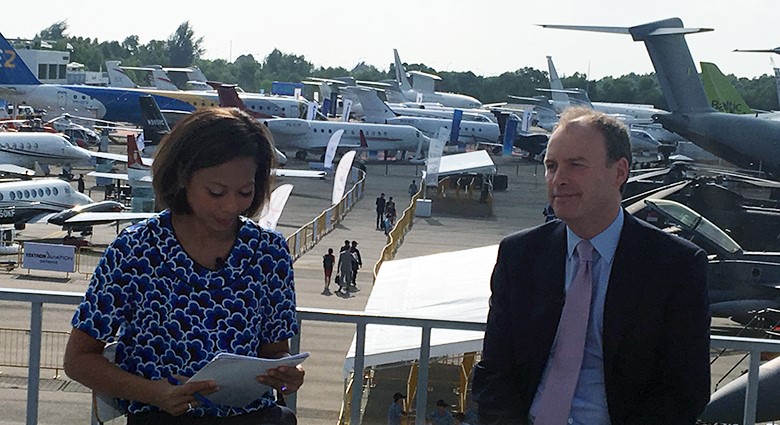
614 157 629 187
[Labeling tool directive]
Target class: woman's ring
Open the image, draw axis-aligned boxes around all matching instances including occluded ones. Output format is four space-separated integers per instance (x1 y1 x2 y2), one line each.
187 402 194 412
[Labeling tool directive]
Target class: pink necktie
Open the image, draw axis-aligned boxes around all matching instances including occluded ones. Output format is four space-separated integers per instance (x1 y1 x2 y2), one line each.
534 240 594 425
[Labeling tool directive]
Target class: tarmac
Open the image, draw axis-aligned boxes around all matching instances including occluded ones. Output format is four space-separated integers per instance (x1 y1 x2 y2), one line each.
0 157 750 424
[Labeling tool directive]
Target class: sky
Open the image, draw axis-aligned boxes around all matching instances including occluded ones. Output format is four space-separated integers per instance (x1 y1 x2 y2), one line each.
3 0 780 81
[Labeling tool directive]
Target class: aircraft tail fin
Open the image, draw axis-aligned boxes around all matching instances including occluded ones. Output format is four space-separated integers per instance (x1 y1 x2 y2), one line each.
126 133 145 169
393 49 413 92
105 61 136 88
150 67 179 91
0 33 42 85
138 96 170 148
700 62 753 114
346 87 397 123
215 84 248 109
546 56 569 106
542 18 714 113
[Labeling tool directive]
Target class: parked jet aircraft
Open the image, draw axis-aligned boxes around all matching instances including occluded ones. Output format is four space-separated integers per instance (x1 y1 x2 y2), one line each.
392 49 483 109
0 34 200 124
542 18 780 176
0 178 94 228
0 132 92 173
213 85 430 159
348 87 500 146
546 55 667 119
701 61 780 121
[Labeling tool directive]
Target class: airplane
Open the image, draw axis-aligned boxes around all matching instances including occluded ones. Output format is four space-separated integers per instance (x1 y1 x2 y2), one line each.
733 46 780 55
392 49 483 109
347 86 500 147
213 84 430 160
700 61 780 120
0 132 92 174
541 18 780 177
0 33 308 125
0 178 94 229
632 198 780 324
545 55 668 120
0 33 199 124
625 169 780 251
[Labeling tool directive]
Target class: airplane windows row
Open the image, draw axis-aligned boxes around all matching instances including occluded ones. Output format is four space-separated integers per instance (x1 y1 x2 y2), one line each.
72 94 90 101
4 187 57 201
1 142 36 150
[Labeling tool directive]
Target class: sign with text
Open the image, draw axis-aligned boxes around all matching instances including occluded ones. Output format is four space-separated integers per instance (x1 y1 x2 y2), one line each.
23 242 76 272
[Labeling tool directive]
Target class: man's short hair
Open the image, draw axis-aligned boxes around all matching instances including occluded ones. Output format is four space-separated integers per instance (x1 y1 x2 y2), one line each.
556 107 632 169
151 108 275 217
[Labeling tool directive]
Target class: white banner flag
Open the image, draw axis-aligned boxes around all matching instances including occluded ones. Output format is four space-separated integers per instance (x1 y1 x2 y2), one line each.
342 99 353 122
257 184 294 230
324 129 344 169
306 102 318 121
332 150 357 205
425 127 448 187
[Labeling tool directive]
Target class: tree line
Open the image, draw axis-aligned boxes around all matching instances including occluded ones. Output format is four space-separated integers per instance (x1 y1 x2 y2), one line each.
31 21 780 111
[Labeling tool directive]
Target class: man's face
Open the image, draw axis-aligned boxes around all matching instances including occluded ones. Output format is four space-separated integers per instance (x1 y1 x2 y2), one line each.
544 121 628 237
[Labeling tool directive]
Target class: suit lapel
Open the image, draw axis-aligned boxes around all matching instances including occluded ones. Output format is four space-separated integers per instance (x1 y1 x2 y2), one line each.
603 214 647 362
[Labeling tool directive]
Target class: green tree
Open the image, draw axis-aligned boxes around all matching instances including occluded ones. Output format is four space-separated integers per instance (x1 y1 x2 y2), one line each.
35 21 68 41
167 21 204 67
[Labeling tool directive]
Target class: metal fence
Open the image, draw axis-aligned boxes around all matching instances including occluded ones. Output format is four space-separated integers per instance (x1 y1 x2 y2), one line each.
0 168 366 278
1 287 779 425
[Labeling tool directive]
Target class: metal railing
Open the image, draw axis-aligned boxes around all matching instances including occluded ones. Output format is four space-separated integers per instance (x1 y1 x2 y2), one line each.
2 286 779 425
285 168 365 261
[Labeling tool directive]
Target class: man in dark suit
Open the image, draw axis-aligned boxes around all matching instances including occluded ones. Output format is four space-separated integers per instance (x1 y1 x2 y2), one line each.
473 108 710 424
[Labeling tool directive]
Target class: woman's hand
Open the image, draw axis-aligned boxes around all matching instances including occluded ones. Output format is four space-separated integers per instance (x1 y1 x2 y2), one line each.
257 364 305 396
150 376 218 416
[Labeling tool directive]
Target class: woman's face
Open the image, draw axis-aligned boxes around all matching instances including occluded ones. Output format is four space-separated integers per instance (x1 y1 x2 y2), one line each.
184 156 257 237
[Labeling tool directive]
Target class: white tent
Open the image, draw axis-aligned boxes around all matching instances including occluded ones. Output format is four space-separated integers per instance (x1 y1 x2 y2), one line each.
343 245 497 376
437 150 497 177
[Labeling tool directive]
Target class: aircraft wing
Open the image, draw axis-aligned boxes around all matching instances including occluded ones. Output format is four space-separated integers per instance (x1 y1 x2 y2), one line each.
64 211 155 225
274 169 326 179
87 150 153 166
0 164 35 176
87 171 153 182
27 212 59 224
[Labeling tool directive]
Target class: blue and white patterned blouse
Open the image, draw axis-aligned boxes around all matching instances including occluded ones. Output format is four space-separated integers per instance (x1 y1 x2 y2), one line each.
71 210 299 417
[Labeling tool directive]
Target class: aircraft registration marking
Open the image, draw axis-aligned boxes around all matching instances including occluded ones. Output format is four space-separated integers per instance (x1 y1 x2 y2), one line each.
2 50 16 68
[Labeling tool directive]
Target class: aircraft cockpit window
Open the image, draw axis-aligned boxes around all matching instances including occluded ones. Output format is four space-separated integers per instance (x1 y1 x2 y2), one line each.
649 199 742 254
45 188 51 196
65 187 71 194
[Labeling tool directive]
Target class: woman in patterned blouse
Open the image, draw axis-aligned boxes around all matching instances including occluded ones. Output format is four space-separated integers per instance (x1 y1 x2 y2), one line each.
64 108 304 424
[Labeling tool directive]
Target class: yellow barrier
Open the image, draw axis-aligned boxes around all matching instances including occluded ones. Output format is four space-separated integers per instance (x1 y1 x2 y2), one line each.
372 185 422 281
285 169 366 261
0 328 70 378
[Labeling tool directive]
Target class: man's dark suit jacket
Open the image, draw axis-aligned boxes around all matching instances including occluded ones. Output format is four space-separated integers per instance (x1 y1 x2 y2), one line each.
473 212 710 425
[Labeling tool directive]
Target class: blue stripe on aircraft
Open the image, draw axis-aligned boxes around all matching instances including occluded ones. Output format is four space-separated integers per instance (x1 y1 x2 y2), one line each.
62 86 195 124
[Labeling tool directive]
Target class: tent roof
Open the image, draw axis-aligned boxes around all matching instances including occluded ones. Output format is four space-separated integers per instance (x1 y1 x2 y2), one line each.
343 245 496 375
437 151 497 177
